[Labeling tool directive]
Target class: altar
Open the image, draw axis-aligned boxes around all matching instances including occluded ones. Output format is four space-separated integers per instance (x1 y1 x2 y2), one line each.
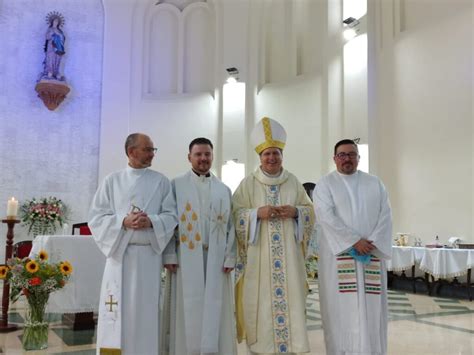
387 246 474 300
30 235 106 313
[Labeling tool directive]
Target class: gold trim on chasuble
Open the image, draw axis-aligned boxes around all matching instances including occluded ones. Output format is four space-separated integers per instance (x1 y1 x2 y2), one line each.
179 202 200 250
337 254 382 294
235 209 250 343
235 209 249 283
211 199 229 237
266 184 291 353
254 117 285 154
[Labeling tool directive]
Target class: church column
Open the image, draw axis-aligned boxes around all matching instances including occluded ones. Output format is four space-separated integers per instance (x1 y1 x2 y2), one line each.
98 0 135 181
323 0 344 172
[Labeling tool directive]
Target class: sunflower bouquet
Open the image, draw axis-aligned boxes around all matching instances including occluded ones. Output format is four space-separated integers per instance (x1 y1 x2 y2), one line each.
20 197 69 237
0 250 72 350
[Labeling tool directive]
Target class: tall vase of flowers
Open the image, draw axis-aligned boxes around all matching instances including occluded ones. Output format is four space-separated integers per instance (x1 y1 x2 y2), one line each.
0 250 72 350
22 289 50 350
20 197 68 237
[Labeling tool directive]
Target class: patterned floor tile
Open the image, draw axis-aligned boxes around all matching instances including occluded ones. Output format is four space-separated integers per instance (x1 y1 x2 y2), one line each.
52 328 96 347
53 351 96 355
1 279 472 354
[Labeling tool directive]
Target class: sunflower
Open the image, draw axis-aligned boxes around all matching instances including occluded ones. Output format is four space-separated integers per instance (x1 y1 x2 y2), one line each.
25 260 39 273
60 261 73 275
0 265 8 279
38 250 48 261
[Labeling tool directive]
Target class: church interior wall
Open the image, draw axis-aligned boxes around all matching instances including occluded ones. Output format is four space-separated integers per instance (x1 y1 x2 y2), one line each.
0 0 472 260
99 0 221 182
374 0 473 243
0 0 103 253
248 0 327 183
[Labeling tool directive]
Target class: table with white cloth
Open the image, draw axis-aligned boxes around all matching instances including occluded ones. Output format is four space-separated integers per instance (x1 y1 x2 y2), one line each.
30 235 106 327
387 246 474 300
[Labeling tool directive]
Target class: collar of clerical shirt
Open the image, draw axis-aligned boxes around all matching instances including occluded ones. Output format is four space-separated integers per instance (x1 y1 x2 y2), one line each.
336 170 359 180
126 164 148 176
191 169 211 182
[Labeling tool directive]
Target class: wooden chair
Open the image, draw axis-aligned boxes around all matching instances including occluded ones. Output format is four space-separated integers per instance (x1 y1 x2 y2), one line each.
303 182 316 201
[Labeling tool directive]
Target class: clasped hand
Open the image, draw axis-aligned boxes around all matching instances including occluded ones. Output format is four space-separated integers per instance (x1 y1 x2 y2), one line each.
257 205 297 220
123 211 152 230
353 239 375 255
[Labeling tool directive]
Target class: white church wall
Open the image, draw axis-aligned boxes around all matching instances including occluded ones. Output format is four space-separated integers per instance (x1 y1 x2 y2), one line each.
374 1 472 243
221 0 249 171
100 0 221 182
248 0 326 184
343 33 368 144
0 0 103 253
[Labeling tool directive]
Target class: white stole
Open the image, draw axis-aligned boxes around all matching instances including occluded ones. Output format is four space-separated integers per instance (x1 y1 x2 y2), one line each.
174 171 233 353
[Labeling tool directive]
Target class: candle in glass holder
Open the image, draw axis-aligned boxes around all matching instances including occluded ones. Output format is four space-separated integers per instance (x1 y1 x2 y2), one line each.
6 197 18 219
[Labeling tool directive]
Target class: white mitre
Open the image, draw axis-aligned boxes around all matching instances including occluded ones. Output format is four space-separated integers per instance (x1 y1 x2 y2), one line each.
251 117 287 154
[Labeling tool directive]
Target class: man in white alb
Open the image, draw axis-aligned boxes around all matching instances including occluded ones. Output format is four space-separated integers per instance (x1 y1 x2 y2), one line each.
89 133 177 355
161 137 236 355
313 139 392 355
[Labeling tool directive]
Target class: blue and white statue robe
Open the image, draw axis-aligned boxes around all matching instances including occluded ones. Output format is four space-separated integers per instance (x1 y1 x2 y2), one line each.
232 168 314 354
161 170 236 355
313 170 392 355
89 166 177 355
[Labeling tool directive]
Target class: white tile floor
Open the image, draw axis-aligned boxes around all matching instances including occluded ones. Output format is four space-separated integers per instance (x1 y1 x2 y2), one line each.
1 283 473 354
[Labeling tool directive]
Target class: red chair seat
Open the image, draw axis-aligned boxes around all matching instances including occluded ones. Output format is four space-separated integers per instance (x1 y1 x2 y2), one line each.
13 241 33 259
79 226 92 235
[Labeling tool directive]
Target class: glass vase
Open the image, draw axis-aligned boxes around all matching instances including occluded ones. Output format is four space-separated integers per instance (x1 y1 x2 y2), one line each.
22 323 49 350
22 292 49 350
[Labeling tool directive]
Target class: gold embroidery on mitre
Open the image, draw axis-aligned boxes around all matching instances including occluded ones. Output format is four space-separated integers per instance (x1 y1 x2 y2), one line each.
262 117 272 141
188 241 195 250
192 212 198 221
180 235 188 243
185 202 192 211
180 214 186 222
255 140 285 154
195 232 201 241
187 223 193 232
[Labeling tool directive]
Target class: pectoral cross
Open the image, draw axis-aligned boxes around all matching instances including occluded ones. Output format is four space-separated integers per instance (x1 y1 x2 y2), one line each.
105 295 118 312
131 203 143 213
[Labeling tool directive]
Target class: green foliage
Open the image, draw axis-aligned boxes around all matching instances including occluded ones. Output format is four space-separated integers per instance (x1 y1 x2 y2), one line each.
20 197 69 236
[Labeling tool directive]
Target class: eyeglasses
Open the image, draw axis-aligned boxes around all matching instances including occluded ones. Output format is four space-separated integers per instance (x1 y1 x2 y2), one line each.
142 147 158 153
335 152 358 160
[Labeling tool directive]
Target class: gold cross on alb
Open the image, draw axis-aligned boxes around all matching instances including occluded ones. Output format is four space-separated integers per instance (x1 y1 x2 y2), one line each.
105 295 118 312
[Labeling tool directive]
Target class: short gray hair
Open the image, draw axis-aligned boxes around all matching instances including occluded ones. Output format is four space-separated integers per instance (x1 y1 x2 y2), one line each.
125 133 142 157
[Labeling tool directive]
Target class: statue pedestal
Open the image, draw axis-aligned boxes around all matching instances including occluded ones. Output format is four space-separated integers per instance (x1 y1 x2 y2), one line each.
35 79 70 111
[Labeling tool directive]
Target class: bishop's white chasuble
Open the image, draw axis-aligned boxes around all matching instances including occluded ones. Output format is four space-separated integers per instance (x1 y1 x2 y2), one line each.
161 171 236 355
313 170 392 355
89 166 177 355
232 168 314 354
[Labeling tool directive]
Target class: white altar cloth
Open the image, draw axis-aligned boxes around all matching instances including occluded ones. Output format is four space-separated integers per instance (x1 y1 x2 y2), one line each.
387 246 474 278
386 246 425 271
419 248 474 278
30 235 106 313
